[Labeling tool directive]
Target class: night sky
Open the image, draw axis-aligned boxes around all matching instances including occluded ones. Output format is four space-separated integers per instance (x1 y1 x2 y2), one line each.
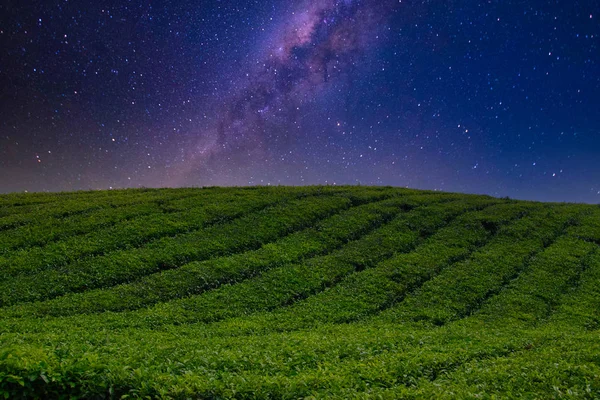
1 1 598 202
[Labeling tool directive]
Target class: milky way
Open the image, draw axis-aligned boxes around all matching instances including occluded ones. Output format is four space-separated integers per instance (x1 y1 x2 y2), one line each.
1 0 599 202
179 0 397 183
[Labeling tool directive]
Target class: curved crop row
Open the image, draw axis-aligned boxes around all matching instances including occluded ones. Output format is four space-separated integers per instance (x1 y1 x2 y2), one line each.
216 201 534 334
0 194 357 305
547 250 600 331
0 187 167 209
466 236 597 327
0 187 598 399
0 202 164 254
377 204 583 326
1 196 496 334
0 188 305 280
0 188 203 231
0 195 424 318
130 198 495 329
1 187 335 253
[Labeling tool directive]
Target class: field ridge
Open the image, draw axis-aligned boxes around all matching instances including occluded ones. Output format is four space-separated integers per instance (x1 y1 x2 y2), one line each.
0 186 597 399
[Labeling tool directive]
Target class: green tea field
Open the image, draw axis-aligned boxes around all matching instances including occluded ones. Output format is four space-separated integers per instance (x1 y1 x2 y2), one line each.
0 186 598 399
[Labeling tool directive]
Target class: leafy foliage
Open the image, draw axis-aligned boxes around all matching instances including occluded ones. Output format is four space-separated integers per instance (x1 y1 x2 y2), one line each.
0 186 597 399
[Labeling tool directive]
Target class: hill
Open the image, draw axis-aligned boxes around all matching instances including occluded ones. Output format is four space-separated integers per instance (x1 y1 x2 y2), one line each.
0 186 598 399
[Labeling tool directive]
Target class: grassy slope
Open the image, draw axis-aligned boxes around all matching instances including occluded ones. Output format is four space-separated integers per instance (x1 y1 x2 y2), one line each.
0 186 598 399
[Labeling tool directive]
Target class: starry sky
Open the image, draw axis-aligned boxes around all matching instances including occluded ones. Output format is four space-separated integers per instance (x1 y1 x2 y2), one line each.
1 0 598 202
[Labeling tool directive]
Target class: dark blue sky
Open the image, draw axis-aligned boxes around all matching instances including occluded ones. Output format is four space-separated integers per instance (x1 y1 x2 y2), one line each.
1 0 598 202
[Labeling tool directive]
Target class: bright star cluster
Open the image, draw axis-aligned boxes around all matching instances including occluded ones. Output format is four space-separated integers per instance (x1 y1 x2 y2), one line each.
0 0 598 202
